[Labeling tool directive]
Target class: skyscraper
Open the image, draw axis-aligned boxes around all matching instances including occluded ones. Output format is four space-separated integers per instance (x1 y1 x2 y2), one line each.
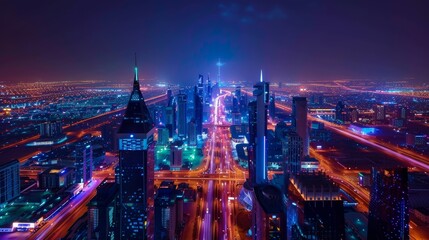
248 101 257 185
275 123 303 175
87 180 119 240
0 159 20 204
193 86 203 135
292 97 309 156
117 59 155 239
269 93 276 119
374 104 386 121
368 167 409 240
251 70 269 184
252 184 287 240
74 142 93 185
289 172 345 239
177 93 187 138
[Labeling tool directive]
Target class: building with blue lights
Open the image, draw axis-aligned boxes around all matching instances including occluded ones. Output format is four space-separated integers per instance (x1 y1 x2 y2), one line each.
251 71 269 185
116 60 155 239
0 159 20 204
368 167 409 240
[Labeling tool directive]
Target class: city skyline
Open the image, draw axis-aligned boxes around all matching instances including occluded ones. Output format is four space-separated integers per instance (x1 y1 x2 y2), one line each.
1 1 429 84
1 2 429 240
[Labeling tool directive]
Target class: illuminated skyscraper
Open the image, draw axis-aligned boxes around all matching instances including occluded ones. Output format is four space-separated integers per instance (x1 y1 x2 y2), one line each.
74 142 93 185
269 93 276 119
117 59 155 239
252 184 287 240
248 101 257 185
177 93 187 138
250 70 269 184
368 167 409 240
0 159 20 204
193 86 203 135
292 97 309 156
275 123 303 175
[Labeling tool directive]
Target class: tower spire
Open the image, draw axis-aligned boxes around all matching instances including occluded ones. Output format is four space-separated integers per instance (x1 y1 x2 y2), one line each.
133 53 140 90
134 53 138 81
260 69 263 82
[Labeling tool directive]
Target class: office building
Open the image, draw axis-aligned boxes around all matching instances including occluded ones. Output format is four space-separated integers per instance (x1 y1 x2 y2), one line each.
292 97 309 156
248 100 257 185
269 93 276 119
193 86 203 135
165 105 175 138
40 121 63 138
187 119 197 146
38 167 75 190
177 93 187 138
170 143 183 168
87 181 119 240
275 124 303 175
157 127 170 146
116 60 156 239
289 172 345 239
252 184 287 240
166 87 173 106
374 104 386 121
251 70 269 184
368 168 409 240
0 159 20 204
74 142 93 185
154 187 182 240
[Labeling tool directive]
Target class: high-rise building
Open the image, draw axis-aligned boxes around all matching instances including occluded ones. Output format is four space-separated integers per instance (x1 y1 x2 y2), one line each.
197 74 204 100
177 93 187 138
38 167 75 190
335 101 347 123
269 93 276 119
39 121 63 138
275 124 303 175
205 74 212 104
187 119 197 146
368 167 409 240
155 185 183 240
166 87 173 106
251 71 269 184
170 143 183 168
157 127 170 146
292 97 309 156
374 104 386 121
248 101 257 185
0 159 20 204
193 86 203 135
290 172 345 239
74 142 93 185
252 184 287 240
165 105 175 138
87 180 119 240
116 59 155 239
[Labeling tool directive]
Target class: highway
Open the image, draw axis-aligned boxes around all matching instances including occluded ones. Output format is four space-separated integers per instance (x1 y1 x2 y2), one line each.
275 102 429 171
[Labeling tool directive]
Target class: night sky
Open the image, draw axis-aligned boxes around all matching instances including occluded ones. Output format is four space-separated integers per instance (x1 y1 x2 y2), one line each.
1 1 428 84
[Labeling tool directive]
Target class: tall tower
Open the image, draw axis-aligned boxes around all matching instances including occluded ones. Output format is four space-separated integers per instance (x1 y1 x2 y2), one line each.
177 93 187 138
251 70 269 184
117 58 155 239
292 97 309 156
194 86 203 135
